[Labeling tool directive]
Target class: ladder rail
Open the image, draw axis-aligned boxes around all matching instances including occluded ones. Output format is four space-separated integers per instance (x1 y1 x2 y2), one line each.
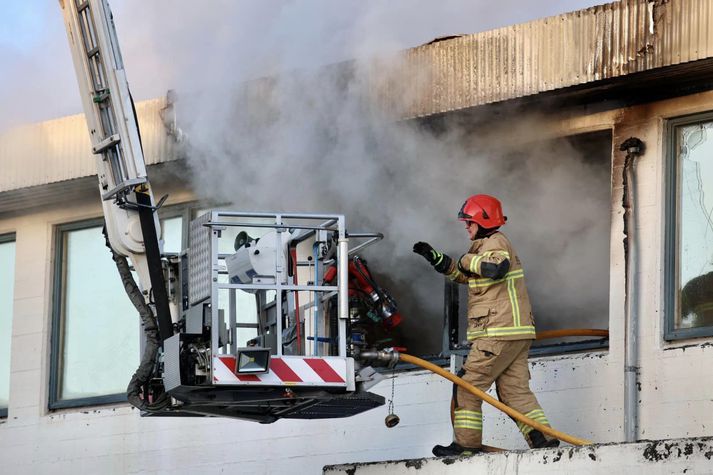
59 0 174 340
76 0 131 193
63 0 148 200
80 7 130 193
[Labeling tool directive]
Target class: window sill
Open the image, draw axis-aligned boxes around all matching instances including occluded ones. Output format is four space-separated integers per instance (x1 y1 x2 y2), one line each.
664 326 713 342
662 335 713 352
444 338 608 358
529 338 609 357
49 393 128 411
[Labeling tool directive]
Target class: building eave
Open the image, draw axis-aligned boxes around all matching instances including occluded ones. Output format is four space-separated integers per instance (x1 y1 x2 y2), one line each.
375 0 713 119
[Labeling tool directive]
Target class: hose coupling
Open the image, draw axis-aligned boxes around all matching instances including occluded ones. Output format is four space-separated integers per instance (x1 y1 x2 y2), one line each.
356 349 400 368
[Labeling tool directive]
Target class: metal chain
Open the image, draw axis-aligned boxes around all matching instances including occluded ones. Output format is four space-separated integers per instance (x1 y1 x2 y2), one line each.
387 370 395 413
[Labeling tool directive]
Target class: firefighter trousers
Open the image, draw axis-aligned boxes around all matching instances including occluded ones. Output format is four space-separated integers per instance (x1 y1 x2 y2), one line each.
451 338 553 448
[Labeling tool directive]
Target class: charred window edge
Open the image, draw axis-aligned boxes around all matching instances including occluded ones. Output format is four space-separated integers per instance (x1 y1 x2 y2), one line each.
664 112 713 342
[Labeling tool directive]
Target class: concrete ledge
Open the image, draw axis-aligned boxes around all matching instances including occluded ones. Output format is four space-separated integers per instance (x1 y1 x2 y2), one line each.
324 437 713 474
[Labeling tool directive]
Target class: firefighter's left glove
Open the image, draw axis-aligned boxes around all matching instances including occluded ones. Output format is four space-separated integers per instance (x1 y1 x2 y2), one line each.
413 242 452 274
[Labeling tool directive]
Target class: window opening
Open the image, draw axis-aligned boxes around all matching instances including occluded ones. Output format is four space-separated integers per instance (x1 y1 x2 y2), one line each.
50 210 186 409
666 115 713 340
442 131 612 357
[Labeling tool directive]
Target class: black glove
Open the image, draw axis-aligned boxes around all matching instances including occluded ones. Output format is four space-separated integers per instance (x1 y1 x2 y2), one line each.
413 242 452 274
413 242 437 263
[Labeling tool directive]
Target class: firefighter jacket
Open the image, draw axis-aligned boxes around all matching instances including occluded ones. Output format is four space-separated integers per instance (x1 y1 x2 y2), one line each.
444 231 536 341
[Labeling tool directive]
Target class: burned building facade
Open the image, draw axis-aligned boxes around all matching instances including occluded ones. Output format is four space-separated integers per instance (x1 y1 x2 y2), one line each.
1 0 713 472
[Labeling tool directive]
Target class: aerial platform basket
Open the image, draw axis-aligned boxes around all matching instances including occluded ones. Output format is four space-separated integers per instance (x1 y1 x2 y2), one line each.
158 211 385 422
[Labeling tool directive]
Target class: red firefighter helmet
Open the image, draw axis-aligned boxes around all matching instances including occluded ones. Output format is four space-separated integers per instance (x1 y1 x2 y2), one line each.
458 194 507 228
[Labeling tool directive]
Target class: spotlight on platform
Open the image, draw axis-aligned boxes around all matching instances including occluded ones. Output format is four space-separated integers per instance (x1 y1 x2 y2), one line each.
236 348 271 374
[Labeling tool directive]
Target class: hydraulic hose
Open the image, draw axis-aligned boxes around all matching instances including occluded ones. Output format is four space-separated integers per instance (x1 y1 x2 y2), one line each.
104 227 168 412
535 329 609 340
397 353 592 446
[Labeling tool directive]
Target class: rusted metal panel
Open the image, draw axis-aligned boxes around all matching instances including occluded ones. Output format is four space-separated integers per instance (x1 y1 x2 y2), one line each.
0 97 176 193
373 0 713 119
161 2 713 131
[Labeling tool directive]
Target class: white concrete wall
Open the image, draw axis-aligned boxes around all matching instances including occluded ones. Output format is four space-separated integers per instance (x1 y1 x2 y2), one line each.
613 91 713 441
2 91 713 474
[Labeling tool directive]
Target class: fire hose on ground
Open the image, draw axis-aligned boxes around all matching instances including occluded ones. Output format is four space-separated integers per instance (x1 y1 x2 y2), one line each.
361 329 607 447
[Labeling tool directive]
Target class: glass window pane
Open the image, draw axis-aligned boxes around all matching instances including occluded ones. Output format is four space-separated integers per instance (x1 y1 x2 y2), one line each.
236 327 258 347
0 239 16 409
161 216 183 254
59 226 139 400
676 121 713 330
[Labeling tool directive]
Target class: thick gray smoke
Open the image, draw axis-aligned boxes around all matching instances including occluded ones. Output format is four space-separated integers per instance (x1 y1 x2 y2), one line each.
2 0 605 132
175 55 611 353
0 0 613 353
123 0 610 354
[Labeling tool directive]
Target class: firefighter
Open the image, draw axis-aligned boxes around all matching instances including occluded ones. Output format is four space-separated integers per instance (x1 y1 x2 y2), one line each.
413 194 559 456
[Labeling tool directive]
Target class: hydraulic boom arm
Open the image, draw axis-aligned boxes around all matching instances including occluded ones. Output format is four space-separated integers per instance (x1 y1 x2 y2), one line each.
58 0 173 340
59 0 388 422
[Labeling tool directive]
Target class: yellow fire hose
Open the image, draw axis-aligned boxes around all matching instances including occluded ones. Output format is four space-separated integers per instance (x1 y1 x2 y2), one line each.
398 353 592 446
369 329 607 445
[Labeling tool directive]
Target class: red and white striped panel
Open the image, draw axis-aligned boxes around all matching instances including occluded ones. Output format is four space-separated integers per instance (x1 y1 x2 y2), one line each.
212 355 349 387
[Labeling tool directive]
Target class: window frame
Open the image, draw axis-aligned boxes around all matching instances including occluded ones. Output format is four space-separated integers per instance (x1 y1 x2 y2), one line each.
49 205 193 410
49 218 127 409
0 232 16 418
664 112 713 341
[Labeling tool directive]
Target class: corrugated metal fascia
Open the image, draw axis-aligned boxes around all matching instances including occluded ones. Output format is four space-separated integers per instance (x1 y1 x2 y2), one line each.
235 1 709 121
381 0 713 120
0 97 175 193
139 98 175 166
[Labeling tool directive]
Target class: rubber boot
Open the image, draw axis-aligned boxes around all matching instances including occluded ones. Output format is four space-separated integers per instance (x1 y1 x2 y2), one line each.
528 430 560 449
432 442 482 457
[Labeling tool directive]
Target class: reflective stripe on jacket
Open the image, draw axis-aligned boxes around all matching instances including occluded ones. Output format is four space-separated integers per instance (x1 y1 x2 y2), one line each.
445 231 535 341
